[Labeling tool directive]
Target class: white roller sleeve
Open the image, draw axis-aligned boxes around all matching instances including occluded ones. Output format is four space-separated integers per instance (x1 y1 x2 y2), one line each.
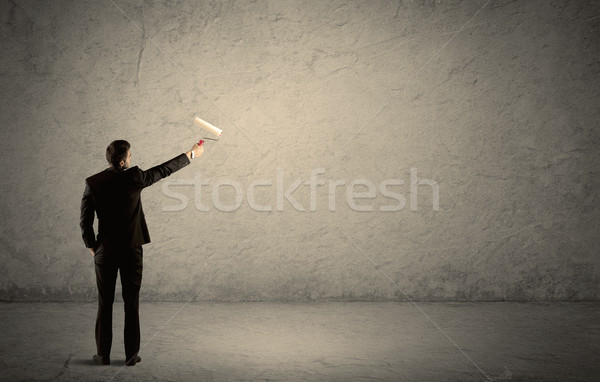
194 117 222 137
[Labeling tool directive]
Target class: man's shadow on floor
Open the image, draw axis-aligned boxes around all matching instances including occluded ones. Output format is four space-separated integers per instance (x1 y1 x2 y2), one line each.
71 358 127 367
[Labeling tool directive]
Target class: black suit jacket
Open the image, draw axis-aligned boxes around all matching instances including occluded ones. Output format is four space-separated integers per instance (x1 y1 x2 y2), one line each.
80 153 190 249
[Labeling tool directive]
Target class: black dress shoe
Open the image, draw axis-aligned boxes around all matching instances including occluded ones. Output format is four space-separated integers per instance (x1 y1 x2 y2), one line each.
93 354 110 365
125 355 141 366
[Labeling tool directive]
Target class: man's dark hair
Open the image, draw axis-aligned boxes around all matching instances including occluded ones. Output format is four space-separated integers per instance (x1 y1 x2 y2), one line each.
106 140 130 169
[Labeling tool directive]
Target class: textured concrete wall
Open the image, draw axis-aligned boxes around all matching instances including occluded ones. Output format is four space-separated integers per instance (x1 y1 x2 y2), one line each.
1 0 598 301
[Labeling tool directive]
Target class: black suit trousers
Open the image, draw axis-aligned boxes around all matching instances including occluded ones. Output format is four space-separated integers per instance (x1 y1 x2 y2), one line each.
94 243 143 361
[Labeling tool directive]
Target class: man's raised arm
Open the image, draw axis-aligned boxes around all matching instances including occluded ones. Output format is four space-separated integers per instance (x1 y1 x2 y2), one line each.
139 143 204 188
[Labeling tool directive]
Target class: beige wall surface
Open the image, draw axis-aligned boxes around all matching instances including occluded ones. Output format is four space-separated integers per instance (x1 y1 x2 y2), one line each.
1 0 598 301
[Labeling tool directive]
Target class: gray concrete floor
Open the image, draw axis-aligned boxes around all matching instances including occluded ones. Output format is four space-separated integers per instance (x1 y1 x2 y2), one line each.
0 302 598 382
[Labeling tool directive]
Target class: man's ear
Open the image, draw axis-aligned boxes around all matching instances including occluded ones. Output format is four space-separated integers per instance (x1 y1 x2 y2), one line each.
119 160 125 168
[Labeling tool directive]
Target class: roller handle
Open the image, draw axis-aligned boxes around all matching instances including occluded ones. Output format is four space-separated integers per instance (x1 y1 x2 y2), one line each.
198 139 205 146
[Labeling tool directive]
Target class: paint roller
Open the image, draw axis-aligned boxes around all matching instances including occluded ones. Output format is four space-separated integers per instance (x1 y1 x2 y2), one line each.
194 117 222 146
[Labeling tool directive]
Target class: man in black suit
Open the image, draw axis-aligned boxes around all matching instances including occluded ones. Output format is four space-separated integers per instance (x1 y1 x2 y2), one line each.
80 139 203 366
